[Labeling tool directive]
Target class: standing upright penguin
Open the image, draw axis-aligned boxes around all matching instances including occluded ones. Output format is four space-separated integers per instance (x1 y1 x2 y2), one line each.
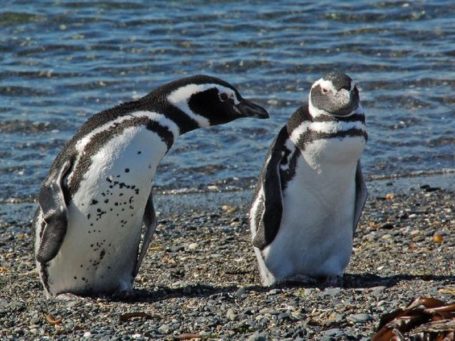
35 75 268 297
250 71 367 286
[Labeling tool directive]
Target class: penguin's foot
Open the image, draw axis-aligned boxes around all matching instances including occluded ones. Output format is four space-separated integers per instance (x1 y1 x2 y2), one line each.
271 274 344 288
273 274 320 287
111 289 135 301
289 274 320 285
54 292 88 301
319 275 344 287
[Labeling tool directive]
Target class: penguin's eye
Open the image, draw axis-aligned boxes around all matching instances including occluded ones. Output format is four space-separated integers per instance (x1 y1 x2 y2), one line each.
321 88 329 94
219 92 229 102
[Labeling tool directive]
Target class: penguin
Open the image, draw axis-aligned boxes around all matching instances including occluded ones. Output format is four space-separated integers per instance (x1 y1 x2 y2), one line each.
35 74 269 297
249 71 368 286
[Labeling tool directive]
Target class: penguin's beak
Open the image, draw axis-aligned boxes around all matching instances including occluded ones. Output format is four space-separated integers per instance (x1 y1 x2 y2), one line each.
236 99 269 119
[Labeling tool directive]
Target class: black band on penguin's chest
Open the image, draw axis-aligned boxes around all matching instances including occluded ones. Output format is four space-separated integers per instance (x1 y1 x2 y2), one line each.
287 107 367 151
279 106 367 189
295 127 367 150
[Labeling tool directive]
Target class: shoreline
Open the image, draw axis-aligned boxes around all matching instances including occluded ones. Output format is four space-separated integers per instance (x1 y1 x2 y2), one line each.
0 175 454 339
2 171 455 212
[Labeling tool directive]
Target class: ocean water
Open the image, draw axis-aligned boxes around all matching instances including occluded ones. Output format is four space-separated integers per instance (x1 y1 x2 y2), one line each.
1 0 454 202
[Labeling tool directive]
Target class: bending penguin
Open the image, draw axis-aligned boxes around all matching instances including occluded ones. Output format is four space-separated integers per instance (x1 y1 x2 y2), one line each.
250 71 367 286
35 75 269 297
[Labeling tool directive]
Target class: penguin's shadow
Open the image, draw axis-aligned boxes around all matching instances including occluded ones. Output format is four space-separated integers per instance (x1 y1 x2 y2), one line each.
341 273 454 289
111 273 455 303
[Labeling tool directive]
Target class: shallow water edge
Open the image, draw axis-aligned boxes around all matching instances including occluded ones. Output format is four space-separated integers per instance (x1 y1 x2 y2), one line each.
1 172 454 228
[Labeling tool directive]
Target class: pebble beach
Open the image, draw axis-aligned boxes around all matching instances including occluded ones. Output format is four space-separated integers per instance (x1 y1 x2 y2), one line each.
1 177 454 340
1 1 455 339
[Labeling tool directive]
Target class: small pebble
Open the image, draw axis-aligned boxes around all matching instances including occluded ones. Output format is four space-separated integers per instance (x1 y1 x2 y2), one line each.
433 232 444 244
348 313 372 323
158 324 170 334
247 332 268 341
2 186 453 340
322 287 341 296
226 308 236 321
221 205 238 214
187 242 198 251
235 287 247 298
384 193 394 200
323 328 343 337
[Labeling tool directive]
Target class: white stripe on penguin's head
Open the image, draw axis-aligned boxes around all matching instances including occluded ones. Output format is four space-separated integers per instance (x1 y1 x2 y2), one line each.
167 83 240 128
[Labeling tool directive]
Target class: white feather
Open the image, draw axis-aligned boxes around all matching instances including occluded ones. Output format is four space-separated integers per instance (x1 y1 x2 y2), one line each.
254 132 366 285
44 125 168 295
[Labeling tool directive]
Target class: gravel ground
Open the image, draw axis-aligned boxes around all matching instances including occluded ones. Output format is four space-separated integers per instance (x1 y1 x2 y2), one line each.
0 183 454 340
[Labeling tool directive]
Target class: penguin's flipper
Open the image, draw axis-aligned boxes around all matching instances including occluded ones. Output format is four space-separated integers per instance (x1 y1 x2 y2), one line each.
353 161 368 234
36 159 72 263
252 128 288 250
134 192 157 277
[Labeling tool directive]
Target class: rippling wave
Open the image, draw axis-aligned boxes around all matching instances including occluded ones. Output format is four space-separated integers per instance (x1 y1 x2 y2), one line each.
0 0 454 201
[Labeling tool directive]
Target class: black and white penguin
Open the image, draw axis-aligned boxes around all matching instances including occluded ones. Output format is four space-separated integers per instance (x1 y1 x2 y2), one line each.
35 75 269 297
249 71 367 286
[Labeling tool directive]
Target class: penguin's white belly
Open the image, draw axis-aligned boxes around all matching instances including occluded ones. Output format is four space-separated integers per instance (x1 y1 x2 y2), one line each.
46 126 167 295
262 136 365 280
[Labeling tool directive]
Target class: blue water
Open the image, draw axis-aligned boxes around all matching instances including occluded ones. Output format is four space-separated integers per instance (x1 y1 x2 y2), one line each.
1 1 454 202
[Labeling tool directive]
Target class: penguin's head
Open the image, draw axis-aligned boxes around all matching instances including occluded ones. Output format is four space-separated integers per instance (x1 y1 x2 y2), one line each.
309 71 360 117
166 75 269 127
